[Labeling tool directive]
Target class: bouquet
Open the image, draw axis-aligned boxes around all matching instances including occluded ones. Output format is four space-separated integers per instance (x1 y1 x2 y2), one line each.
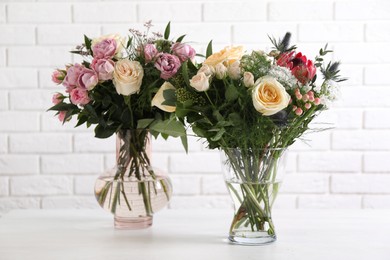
48 22 193 218
171 33 345 242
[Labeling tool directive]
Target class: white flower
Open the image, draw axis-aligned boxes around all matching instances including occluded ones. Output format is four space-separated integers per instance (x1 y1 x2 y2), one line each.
198 64 215 76
268 65 297 89
215 63 228 79
243 72 255 88
227 61 241 80
252 76 290 116
190 72 210 92
113 60 144 96
152 82 176 112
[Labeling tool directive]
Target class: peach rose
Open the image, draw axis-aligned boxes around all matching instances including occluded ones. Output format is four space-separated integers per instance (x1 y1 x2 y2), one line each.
204 46 244 67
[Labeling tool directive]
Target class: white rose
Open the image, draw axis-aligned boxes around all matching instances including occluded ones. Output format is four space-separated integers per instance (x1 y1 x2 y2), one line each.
113 60 144 96
198 64 215 76
151 82 176 113
215 63 227 80
243 72 255 88
252 76 290 116
190 72 210 92
91 34 125 59
227 61 241 80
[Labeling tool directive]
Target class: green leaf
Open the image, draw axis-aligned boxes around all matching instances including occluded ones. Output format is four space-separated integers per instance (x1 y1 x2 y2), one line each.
150 119 185 137
84 35 92 52
180 135 188 153
164 21 171 40
47 102 78 112
210 128 226 141
75 115 88 127
176 34 186 43
137 118 155 129
162 88 176 106
94 125 115 139
225 84 239 101
180 61 190 87
192 125 206 138
206 40 213 58
84 104 98 119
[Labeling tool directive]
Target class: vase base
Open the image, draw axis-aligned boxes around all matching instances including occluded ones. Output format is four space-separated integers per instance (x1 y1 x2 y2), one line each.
114 216 153 229
228 233 276 245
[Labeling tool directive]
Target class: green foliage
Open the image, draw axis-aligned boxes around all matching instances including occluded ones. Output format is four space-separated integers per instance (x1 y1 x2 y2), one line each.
164 21 171 40
240 51 272 79
206 40 213 58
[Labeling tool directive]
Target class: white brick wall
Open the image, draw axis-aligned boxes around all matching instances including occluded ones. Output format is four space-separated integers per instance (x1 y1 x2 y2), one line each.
0 0 389 214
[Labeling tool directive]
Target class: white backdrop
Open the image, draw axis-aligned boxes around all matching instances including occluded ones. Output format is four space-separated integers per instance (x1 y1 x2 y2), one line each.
0 0 390 214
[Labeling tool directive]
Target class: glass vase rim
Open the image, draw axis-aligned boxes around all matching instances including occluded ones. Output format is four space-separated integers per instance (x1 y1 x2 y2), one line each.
222 147 287 152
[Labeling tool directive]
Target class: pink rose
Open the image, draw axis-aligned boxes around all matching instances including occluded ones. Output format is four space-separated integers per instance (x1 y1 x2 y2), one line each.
78 67 98 90
171 43 196 62
63 64 83 91
92 38 117 59
51 70 65 84
155 53 181 80
91 58 115 81
52 93 63 105
70 88 90 105
144 44 158 63
58 111 67 122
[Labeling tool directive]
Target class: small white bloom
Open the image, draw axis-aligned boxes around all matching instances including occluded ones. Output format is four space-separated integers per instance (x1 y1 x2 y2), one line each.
243 72 255 88
215 63 228 79
227 61 241 80
268 65 297 89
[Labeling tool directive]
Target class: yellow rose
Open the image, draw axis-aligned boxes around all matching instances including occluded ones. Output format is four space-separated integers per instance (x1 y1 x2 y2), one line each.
204 46 244 67
252 76 290 116
151 82 176 113
113 60 144 96
91 34 125 58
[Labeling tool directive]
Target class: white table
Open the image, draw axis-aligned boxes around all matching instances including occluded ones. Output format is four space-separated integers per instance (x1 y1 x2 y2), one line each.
0 209 389 260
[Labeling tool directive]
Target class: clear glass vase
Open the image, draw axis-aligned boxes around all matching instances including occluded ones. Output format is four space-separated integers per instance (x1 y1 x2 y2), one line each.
94 129 172 229
221 148 286 245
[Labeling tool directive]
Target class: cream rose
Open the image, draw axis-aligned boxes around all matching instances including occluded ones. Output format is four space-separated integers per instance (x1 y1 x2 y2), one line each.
151 82 176 112
215 63 227 79
190 72 210 92
91 34 125 58
243 72 255 88
198 64 215 76
227 61 241 80
204 46 244 67
113 60 144 96
252 76 290 116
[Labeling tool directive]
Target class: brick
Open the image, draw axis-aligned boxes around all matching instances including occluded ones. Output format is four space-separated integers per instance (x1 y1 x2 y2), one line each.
290 131 331 151
0 112 40 131
331 174 390 194
173 23 231 44
333 108 363 129
299 22 364 42
42 196 98 209
298 195 362 209
10 176 72 195
169 152 221 173
294 43 331 62
0 4 5 23
269 2 333 21
41 112 89 132
10 90 53 110
281 174 329 194
233 22 297 44
0 177 8 196
73 3 136 23
333 43 390 63
333 130 390 150
284 152 297 173
365 65 390 85
335 1 390 20
168 195 231 209
73 133 115 153
0 134 7 153
0 25 35 45
139 3 201 22
201 174 227 195
0 69 38 88
42 154 103 175
364 152 390 173
0 90 7 110
74 175 96 195
39 68 58 88
0 155 39 175
9 133 72 153
273 195 297 209
337 87 390 108
0 198 40 214
204 2 266 22
0 48 5 67
366 22 390 41
8 47 72 67
171 175 201 195
150 153 169 173
298 151 362 173
8 3 71 23
363 195 390 209
153 135 201 152
339 65 363 86
37 25 100 45
104 154 116 170
365 109 390 129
